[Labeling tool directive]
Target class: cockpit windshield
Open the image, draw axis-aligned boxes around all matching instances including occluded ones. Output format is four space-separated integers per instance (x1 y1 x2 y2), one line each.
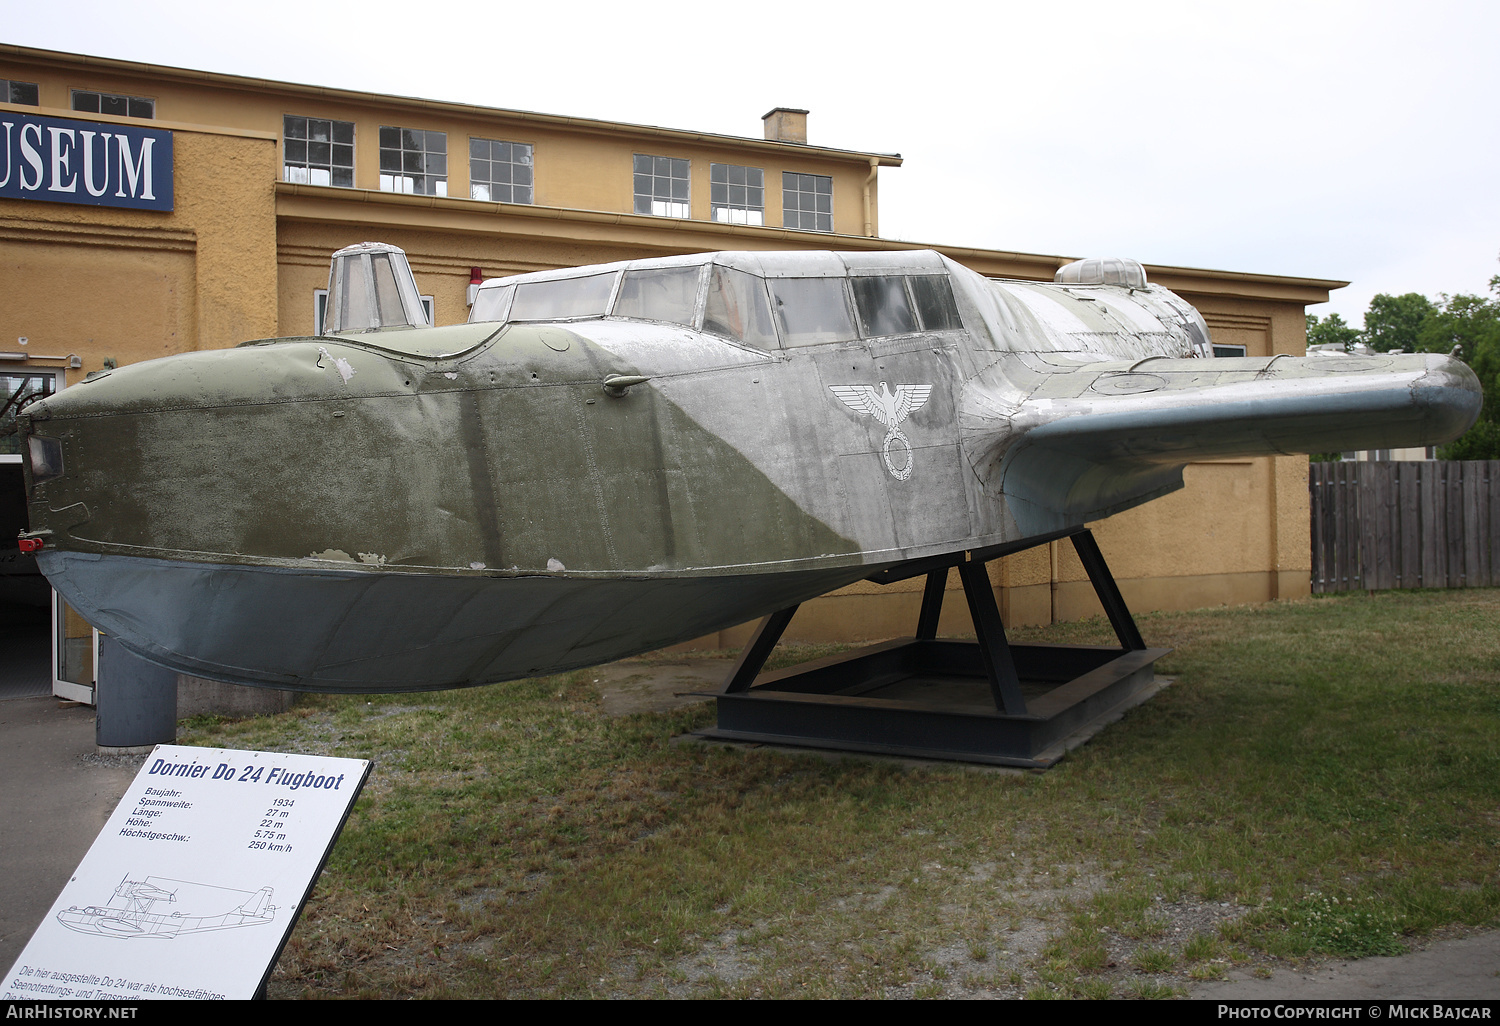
467 251 965 350
469 284 514 324
850 276 916 337
769 278 858 345
614 267 701 328
510 272 617 322
703 266 777 348
909 275 962 332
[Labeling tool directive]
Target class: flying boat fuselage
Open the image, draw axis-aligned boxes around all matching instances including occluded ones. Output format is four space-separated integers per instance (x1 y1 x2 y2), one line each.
19 249 1481 691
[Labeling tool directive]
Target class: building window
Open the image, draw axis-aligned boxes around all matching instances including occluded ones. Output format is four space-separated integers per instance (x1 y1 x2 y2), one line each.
783 172 832 232
710 163 764 226
380 127 447 196
1213 344 1248 358
470 139 533 204
71 89 153 119
3 81 38 106
284 116 355 188
633 154 689 218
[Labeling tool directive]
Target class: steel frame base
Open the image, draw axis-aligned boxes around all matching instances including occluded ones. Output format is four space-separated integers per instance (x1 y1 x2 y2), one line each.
699 529 1169 769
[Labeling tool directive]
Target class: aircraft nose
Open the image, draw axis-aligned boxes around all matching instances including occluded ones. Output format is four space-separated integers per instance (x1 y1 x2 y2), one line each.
20 340 409 551
30 339 399 421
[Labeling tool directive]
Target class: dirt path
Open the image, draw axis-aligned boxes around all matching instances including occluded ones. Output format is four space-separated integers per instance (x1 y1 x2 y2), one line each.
1191 931 1500 1000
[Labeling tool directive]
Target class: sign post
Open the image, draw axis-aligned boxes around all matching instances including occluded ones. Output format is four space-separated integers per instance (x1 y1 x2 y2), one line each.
4 745 370 1001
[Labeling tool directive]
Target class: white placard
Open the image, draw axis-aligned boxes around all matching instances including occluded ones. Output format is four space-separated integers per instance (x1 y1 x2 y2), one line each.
4 745 370 1001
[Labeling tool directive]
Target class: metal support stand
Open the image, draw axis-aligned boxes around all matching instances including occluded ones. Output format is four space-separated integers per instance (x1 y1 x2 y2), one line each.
1072 529 1146 652
702 529 1169 768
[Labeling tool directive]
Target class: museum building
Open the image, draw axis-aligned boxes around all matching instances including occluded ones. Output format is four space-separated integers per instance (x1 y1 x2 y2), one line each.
0 44 1344 701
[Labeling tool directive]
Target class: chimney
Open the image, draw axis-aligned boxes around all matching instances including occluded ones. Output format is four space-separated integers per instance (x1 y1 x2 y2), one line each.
762 108 809 144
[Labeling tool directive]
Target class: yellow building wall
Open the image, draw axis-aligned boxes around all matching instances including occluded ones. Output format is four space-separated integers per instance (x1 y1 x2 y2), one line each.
0 107 278 383
0 226 197 365
2 47 883 238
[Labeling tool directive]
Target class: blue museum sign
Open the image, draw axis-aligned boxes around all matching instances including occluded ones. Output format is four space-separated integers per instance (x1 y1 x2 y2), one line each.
0 112 173 211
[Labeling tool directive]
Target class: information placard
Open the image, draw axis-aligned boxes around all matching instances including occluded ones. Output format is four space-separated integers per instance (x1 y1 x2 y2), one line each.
4 745 370 1001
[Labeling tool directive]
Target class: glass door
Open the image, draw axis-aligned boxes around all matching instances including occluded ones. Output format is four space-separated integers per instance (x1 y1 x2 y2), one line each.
0 368 95 704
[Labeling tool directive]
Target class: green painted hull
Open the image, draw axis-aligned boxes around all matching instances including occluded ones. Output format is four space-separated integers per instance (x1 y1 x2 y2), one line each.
39 551 882 692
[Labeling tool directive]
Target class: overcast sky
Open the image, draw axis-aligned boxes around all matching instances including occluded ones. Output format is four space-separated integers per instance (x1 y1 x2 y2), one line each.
7 0 1498 323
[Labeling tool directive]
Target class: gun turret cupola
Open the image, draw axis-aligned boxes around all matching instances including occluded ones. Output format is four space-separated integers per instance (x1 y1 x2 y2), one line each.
325 242 430 333
1053 257 1148 289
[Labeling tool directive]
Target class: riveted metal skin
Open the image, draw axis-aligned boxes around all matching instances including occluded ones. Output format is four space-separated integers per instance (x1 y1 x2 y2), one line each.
19 249 1482 692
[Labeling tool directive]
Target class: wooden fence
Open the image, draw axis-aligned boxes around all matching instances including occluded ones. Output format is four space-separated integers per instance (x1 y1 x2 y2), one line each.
1309 460 1500 593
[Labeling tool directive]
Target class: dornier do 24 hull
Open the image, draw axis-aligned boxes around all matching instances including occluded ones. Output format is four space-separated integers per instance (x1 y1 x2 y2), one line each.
18 246 1481 692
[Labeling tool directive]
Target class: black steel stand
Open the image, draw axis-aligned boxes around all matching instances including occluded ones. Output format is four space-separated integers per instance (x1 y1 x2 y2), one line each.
703 529 1169 768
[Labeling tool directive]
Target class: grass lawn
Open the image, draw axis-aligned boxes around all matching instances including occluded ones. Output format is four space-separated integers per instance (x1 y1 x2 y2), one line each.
178 588 1500 999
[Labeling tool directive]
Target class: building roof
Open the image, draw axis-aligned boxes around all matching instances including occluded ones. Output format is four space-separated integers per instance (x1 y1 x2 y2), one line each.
0 43 1344 305
0 44 903 168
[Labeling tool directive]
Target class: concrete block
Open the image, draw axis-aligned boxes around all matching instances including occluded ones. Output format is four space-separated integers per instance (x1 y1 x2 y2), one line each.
176 674 297 719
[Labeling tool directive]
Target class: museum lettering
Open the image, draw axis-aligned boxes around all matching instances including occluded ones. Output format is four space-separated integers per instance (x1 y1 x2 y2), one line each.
0 112 172 211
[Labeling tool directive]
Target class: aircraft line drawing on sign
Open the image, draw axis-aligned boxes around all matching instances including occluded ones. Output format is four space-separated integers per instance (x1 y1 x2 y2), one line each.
55 876 277 939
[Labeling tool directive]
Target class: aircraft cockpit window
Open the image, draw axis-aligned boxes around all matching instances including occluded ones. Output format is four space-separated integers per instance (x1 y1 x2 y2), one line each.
469 284 515 324
769 277 858 347
371 253 417 325
613 266 702 328
703 266 778 349
851 276 917 338
510 272 617 322
910 275 963 332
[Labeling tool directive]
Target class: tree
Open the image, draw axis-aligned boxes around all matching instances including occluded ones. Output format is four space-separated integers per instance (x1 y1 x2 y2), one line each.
1415 292 1500 358
1306 312 1361 351
1419 286 1500 459
1440 419 1500 460
1324 264 1500 459
1363 292 1436 353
